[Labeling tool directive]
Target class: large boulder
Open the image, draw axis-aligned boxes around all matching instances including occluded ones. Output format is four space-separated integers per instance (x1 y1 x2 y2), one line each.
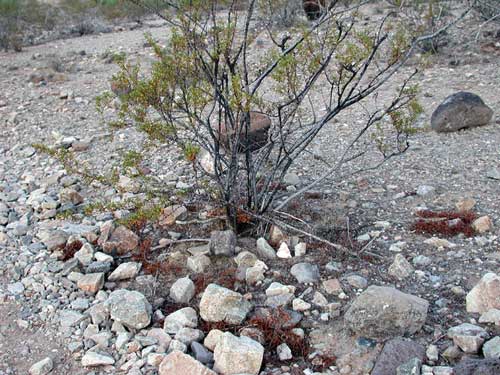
214 111 271 152
199 284 251 324
344 286 429 340
466 273 500 314
105 289 152 329
159 351 216 375
431 92 493 132
213 332 264 375
372 338 425 375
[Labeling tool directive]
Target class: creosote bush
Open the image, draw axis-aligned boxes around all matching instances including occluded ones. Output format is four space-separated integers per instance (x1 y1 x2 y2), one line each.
96 0 439 230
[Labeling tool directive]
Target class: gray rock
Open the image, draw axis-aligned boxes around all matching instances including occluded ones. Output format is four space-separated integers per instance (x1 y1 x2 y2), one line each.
59 310 86 328
108 262 141 281
416 185 436 196
106 289 152 329
29 357 53 375
209 230 236 257
81 351 115 367
396 357 422 375
42 230 69 251
191 342 214 364
372 338 425 375
487 168 500 180
483 336 500 359
164 307 198 334
174 327 204 345
187 254 211 273
169 277 195 304
344 274 368 289
256 237 276 259
388 254 414 279
345 286 429 340
454 358 500 375
199 284 251 324
7 282 25 295
213 332 264 375
277 343 293 361
448 323 488 354
431 92 493 132
290 262 320 283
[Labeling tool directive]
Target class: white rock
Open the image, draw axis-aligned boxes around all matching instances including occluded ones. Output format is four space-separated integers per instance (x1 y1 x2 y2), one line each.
108 262 141 281
276 242 292 258
213 333 264 375
29 357 53 375
81 351 115 367
277 343 293 361
169 277 195 304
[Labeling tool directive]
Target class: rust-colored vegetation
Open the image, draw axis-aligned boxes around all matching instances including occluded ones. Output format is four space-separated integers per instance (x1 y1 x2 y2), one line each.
412 209 477 237
61 239 83 261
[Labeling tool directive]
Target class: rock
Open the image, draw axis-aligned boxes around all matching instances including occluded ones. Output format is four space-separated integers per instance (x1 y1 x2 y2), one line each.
292 298 311 311
187 254 211 273
209 230 236 257
276 242 292 258
170 277 195 304
479 309 500 325
101 225 139 255
322 278 344 295
424 237 456 249
294 242 307 257
213 332 264 375
197 148 216 174
431 92 493 132
164 307 198 334
158 205 188 226
74 243 94 265
269 225 285 246
235 251 258 268
77 273 104 293
483 337 500 359
466 273 500 314
372 338 425 375
472 216 493 233
81 351 115 366
108 262 141 281
447 323 488 353
454 358 500 375
290 262 320 283
397 358 422 375
283 172 300 186
29 357 53 375
175 327 204 345
159 350 216 375
7 282 25 295
277 343 293 361
169 339 188 353
256 237 276 259
487 168 500 180
345 274 368 289
199 284 251 324
416 185 436 196
388 254 414 279
117 175 140 193
245 261 267 285
191 342 214 364
215 111 271 153
427 344 439 361
204 329 224 351
345 286 429 340
456 198 476 212
106 289 152 329
42 230 69 251
147 328 172 349
59 188 83 205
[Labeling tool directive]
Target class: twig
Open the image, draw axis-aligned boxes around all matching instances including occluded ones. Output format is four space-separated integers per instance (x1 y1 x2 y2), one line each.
175 217 225 225
151 238 210 251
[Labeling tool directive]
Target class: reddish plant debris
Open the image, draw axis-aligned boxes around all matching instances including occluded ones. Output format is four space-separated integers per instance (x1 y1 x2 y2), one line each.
132 237 183 275
412 209 478 237
247 308 309 358
61 239 83 261
192 267 238 295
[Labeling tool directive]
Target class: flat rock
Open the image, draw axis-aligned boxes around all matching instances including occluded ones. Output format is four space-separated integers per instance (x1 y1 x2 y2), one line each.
164 307 198 334
454 358 500 375
372 338 425 375
108 262 141 281
345 286 429 340
77 273 104 293
290 262 320 283
431 92 493 132
447 323 488 353
466 273 500 314
199 284 251 324
106 289 151 329
159 351 215 375
29 357 53 375
213 332 264 375
81 351 115 367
